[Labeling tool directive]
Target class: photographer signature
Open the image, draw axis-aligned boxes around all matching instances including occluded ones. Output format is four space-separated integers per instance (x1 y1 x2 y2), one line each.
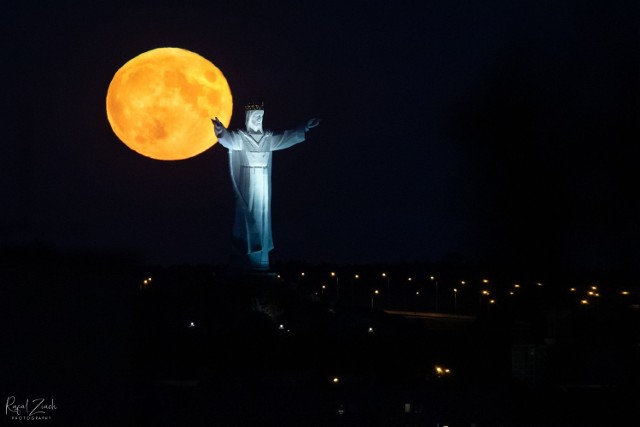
5 396 57 417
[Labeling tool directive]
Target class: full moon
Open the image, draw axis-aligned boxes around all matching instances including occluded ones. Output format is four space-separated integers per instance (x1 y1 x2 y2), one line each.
106 47 232 160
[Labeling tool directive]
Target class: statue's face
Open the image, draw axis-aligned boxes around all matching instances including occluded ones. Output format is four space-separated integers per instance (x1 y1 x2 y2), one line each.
250 111 264 127
246 110 264 132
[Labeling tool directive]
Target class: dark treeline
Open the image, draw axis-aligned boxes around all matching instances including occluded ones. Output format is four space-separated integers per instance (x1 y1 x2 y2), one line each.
2 246 639 426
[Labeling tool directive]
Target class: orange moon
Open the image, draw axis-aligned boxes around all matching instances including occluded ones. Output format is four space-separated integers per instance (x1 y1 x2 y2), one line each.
106 47 232 160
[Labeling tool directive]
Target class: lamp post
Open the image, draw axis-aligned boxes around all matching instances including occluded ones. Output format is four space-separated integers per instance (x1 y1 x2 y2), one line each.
331 272 339 300
371 289 380 310
453 288 458 314
430 276 439 312
382 273 390 292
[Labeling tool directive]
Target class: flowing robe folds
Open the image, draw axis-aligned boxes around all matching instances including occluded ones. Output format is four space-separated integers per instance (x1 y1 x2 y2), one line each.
217 126 306 270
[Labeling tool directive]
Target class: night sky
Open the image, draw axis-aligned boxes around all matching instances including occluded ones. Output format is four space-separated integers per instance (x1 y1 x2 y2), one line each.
2 1 639 276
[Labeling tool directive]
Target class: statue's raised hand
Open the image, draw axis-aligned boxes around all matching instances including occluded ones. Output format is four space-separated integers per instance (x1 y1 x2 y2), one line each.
305 118 321 131
212 117 226 137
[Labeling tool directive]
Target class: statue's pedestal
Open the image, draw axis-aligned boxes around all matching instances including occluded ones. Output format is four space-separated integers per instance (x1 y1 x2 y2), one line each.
227 268 278 285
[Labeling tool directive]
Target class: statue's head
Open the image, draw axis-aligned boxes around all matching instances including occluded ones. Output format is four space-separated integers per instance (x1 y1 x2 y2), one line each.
245 102 264 133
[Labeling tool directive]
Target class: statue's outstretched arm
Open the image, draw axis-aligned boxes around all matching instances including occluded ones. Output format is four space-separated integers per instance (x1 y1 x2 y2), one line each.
212 117 227 137
305 118 321 131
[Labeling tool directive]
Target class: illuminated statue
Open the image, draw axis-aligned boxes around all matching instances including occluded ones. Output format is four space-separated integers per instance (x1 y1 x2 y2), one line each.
212 103 320 271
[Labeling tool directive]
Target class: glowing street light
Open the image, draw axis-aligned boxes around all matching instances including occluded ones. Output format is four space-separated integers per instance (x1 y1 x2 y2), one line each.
434 365 452 378
453 288 458 313
371 289 380 309
331 272 339 299
382 272 390 291
140 277 152 291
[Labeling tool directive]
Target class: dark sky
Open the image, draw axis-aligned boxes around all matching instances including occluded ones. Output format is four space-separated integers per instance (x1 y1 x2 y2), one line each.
2 1 639 275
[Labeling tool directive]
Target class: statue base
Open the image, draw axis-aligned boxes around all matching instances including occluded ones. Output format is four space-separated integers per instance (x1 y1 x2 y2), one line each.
230 251 272 275
227 257 278 283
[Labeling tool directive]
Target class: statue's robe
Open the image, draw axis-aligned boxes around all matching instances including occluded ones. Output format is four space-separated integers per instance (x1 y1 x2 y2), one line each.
217 126 306 270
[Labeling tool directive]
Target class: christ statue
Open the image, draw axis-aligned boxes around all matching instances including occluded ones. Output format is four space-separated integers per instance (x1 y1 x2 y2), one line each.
212 103 320 271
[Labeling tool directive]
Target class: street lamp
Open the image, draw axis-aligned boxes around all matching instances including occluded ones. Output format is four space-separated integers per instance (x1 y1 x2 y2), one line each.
453 288 458 314
140 277 152 292
331 272 339 299
430 276 439 312
371 289 380 309
382 273 390 292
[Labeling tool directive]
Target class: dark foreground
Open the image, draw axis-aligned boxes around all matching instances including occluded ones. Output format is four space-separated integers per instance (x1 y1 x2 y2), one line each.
2 250 638 426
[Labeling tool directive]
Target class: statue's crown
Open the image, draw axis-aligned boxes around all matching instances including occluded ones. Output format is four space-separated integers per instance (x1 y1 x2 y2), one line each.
245 102 264 111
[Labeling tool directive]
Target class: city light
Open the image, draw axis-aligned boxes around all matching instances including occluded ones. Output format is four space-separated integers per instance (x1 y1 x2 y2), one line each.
371 290 380 309
140 277 152 291
621 291 630 295
581 300 589 305
332 377 339 384
434 365 452 377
